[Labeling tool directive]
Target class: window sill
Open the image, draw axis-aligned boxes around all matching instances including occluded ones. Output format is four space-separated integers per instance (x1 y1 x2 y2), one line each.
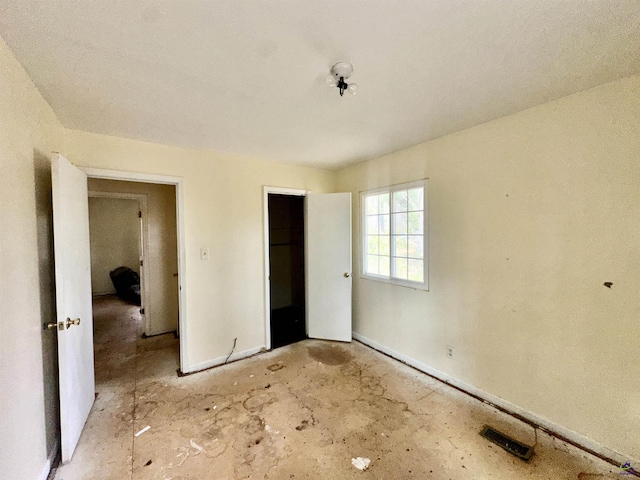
360 274 429 291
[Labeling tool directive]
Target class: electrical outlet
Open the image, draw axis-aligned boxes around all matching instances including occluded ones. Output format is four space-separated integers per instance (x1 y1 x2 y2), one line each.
446 345 454 358
200 248 209 260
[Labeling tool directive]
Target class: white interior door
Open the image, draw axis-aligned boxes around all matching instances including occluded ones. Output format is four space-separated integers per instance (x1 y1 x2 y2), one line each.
52 153 95 463
306 193 352 341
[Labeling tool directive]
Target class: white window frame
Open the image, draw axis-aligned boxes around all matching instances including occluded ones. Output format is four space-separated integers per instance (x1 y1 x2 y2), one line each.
360 179 428 291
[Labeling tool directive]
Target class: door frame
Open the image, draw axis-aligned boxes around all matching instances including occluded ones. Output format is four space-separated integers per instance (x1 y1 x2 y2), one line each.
263 186 309 350
81 167 188 371
87 190 151 334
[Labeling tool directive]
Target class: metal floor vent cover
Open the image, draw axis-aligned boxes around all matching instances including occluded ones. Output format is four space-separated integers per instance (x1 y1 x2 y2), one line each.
480 425 534 461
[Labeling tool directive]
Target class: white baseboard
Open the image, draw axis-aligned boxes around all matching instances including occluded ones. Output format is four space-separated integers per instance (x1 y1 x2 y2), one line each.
353 332 636 467
37 439 59 480
181 345 265 374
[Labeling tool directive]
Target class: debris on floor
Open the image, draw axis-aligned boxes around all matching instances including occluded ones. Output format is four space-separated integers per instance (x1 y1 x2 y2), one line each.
351 457 372 471
52 296 626 480
134 425 150 437
190 439 205 453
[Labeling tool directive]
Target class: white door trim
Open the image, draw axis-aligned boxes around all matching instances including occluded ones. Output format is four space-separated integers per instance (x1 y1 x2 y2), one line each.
81 167 188 371
263 186 309 350
88 191 151 335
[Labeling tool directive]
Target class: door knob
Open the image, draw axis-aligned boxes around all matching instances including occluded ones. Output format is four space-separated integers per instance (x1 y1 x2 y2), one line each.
344 272 351 278
66 317 81 329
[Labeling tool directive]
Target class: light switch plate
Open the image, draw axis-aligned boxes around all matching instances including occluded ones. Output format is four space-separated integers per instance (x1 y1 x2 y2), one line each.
200 248 209 260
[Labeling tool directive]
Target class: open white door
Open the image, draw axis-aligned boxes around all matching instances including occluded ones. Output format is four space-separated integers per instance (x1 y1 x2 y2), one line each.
306 193 352 342
51 153 95 463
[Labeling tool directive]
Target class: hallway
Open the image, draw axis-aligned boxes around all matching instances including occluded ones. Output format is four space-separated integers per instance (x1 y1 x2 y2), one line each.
53 295 179 479
52 297 620 479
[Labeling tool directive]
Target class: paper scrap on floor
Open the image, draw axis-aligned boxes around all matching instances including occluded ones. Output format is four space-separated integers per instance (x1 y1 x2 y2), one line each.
351 457 371 471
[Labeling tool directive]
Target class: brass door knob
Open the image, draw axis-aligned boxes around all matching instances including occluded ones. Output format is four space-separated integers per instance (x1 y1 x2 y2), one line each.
344 272 351 278
66 317 81 329
45 322 58 330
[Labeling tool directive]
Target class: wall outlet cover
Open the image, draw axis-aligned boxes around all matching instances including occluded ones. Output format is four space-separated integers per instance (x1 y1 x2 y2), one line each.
446 345 454 358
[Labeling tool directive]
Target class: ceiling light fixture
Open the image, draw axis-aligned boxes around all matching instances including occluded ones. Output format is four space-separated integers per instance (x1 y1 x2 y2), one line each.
325 62 358 96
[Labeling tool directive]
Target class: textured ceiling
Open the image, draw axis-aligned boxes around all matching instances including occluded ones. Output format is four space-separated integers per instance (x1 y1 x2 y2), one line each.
1 1 639 169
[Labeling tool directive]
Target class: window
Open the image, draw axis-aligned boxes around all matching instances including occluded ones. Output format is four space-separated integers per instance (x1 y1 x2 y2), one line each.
361 180 428 290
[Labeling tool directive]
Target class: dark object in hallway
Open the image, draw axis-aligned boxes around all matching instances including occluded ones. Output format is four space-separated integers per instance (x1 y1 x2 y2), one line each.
109 266 141 305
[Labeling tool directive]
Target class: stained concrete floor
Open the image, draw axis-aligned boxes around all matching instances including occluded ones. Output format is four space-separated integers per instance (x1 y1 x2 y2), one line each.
53 296 621 479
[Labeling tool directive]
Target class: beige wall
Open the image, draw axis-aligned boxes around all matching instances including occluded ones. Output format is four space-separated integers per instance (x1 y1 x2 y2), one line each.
89 197 141 295
88 179 179 336
61 130 336 368
336 74 640 461
0 37 64 479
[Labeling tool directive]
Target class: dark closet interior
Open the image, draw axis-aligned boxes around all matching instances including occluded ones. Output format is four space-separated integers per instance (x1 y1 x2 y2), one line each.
268 194 306 349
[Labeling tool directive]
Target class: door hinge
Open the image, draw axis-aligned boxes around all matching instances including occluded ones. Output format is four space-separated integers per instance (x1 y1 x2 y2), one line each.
138 211 142 218
140 308 145 314
140 260 143 266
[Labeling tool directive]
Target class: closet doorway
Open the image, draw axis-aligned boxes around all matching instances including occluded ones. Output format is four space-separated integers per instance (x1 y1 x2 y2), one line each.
267 193 306 349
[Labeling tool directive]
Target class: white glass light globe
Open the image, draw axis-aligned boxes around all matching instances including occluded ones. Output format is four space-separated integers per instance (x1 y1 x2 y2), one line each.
347 83 358 95
325 74 337 87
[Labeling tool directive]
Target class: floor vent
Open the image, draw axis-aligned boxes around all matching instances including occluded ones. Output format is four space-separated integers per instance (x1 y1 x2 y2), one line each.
480 425 534 461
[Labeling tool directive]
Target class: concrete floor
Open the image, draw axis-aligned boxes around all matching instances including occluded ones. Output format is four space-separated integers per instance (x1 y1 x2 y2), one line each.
53 296 621 479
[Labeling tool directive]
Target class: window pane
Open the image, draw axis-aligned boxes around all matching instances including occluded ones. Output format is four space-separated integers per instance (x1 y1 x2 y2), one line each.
367 255 379 275
379 256 390 276
363 182 426 286
393 190 408 212
366 195 378 215
392 235 407 257
408 188 424 211
392 213 407 234
367 215 378 235
408 211 423 234
408 259 424 282
408 235 423 258
394 257 408 279
367 235 379 255
378 193 390 214
379 235 390 256
378 214 390 235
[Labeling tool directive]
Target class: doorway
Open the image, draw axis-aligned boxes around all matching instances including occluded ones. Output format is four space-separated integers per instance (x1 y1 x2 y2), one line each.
86 179 180 403
268 194 306 349
52 156 190 462
87 179 179 338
